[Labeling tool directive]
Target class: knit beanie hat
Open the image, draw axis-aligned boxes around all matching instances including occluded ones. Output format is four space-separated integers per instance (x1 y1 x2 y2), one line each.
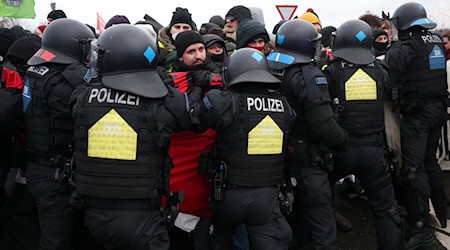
226 5 252 23
175 31 204 58
299 12 321 25
105 15 130 29
6 34 41 65
372 29 388 40
47 10 67 20
209 15 225 28
170 7 194 29
320 26 337 48
0 28 20 58
236 20 269 49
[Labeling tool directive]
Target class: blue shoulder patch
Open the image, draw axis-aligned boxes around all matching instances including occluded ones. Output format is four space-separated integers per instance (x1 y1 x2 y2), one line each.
22 79 32 112
203 95 213 110
315 77 328 85
83 69 92 83
429 45 445 70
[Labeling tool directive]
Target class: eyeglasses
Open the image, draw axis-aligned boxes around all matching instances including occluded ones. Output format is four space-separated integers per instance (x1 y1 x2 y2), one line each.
226 15 236 22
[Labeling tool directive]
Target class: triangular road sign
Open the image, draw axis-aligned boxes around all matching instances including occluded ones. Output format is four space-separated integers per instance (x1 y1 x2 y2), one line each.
276 5 298 20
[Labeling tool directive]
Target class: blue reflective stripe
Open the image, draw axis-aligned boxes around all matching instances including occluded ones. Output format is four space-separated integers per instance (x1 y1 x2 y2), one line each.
410 18 433 27
251 52 263 62
277 35 285 45
143 46 156 63
355 31 366 42
267 52 295 65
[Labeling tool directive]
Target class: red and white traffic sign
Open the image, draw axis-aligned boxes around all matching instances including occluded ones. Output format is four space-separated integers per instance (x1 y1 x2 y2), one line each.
276 5 298 20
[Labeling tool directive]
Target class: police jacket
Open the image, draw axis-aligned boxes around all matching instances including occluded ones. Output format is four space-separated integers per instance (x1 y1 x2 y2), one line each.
23 62 87 159
324 59 390 135
271 63 348 148
71 81 189 199
385 28 447 103
193 83 296 187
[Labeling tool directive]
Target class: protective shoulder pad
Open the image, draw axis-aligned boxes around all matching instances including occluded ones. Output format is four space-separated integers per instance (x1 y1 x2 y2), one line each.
203 89 232 115
61 63 89 88
301 64 332 105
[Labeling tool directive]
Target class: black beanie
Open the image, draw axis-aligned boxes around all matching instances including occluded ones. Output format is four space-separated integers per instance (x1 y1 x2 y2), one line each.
320 26 337 48
6 34 41 65
209 15 225 28
372 29 388 40
236 20 268 49
170 7 194 29
175 31 204 58
47 10 67 20
226 5 252 23
0 28 17 58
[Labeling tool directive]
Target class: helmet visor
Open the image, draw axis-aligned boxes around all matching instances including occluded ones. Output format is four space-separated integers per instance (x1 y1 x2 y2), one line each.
88 40 100 78
79 38 94 65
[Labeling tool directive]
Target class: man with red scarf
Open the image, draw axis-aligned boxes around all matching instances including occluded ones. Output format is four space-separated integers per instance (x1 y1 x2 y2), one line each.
166 30 222 250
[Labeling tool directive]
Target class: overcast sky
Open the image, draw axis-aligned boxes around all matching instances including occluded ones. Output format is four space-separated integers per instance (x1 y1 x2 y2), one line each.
29 0 450 31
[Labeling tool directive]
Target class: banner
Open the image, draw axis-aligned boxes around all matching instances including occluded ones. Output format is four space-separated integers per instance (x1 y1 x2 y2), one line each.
97 12 105 34
0 0 35 18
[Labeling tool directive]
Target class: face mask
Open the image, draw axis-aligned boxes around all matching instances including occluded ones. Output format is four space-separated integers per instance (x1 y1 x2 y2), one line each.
209 53 224 63
172 32 180 41
373 41 388 55
247 44 265 52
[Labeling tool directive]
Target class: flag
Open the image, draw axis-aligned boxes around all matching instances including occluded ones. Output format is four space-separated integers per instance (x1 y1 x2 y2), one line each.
97 12 105 34
0 0 35 18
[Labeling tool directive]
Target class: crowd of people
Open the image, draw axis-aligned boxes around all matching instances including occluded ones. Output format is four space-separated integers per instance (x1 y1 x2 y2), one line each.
0 2 450 250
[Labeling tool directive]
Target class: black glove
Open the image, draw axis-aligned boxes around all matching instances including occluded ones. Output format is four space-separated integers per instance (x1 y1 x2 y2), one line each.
191 70 211 89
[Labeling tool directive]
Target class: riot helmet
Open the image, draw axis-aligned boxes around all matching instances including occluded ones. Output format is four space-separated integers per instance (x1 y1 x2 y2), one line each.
333 20 375 65
226 48 280 88
92 24 167 98
391 2 436 32
267 19 321 70
28 18 95 65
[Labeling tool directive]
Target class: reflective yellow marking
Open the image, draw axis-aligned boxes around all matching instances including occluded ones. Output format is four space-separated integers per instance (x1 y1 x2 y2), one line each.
88 109 137 160
248 115 283 155
345 69 377 101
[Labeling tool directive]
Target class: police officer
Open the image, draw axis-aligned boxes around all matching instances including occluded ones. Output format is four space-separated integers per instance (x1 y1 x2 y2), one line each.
192 48 296 250
324 20 401 250
23 18 94 250
267 19 348 249
71 24 189 250
386 2 448 249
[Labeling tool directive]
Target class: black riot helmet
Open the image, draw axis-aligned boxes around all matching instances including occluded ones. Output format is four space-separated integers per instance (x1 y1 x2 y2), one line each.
28 18 95 65
226 48 281 88
391 2 436 31
267 19 321 70
91 24 167 98
333 20 375 65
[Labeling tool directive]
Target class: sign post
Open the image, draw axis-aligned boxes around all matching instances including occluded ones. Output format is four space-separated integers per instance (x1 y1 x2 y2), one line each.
276 5 298 20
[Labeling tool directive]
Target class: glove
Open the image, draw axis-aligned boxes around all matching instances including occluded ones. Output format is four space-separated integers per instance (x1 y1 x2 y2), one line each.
191 70 211 89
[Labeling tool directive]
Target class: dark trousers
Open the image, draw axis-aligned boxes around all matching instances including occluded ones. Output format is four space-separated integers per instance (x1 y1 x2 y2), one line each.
329 135 402 250
3 181 40 250
26 161 75 250
401 102 448 230
84 199 169 250
290 164 336 250
212 186 292 250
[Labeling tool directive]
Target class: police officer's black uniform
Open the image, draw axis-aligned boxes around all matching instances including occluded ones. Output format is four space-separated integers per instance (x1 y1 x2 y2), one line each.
324 20 402 250
385 3 448 249
192 48 296 250
23 19 95 250
267 20 348 249
71 24 189 250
